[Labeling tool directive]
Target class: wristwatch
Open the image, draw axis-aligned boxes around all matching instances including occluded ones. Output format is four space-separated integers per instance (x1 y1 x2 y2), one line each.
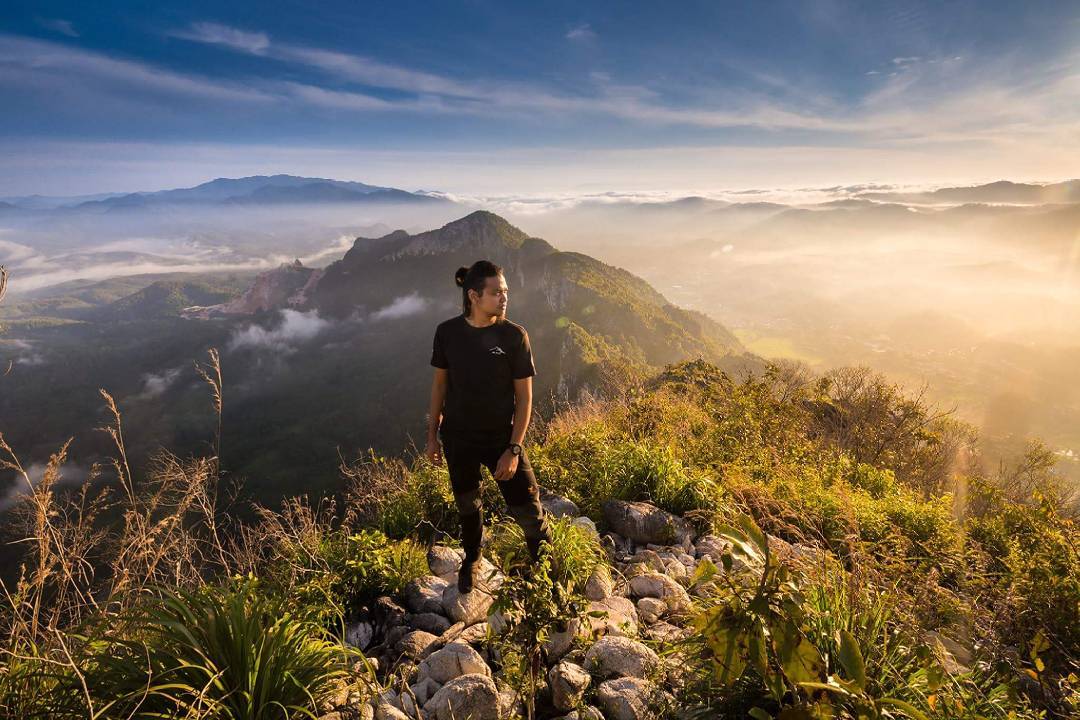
507 443 523 456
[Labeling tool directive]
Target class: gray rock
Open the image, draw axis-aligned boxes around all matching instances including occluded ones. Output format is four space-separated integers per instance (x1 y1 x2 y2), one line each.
428 545 465 576
496 680 520 719
584 566 613 601
596 677 659 720
410 677 441 706
441 584 495 625
587 596 638 637
544 617 583 663
374 701 410 720
628 572 692 615
404 575 450 615
549 661 591 712
541 489 580 518
571 516 599 536
345 620 374 650
422 641 491 684
398 630 439 660
584 636 659 679
601 500 693 546
458 621 490 645
423 673 500 720
410 611 452 635
636 597 667 625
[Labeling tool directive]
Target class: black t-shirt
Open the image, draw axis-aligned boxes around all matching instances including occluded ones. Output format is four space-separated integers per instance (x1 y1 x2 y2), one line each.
430 314 535 445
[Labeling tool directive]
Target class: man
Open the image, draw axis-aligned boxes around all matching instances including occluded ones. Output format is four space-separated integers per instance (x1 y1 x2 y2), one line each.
425 260 553 593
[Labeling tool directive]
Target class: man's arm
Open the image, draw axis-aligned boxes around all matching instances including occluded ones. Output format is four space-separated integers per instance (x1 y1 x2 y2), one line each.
510 376 532 447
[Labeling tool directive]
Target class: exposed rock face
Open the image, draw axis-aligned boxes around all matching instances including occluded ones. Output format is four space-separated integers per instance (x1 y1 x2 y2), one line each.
182 262 317 317
601 500 694 546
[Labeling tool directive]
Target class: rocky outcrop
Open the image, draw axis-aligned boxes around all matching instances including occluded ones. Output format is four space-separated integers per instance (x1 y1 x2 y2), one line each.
337 503 816 720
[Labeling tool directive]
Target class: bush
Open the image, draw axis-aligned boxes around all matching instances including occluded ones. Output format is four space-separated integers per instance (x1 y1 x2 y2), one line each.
84 579 357 720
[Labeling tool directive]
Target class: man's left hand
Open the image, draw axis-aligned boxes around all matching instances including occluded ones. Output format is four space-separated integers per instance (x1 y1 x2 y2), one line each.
493 449 519 482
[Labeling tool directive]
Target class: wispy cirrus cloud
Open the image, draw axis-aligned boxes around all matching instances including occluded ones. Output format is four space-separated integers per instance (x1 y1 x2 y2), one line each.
169 21 270 55
565 23 596 41
35 17 78 37
0 34 273 104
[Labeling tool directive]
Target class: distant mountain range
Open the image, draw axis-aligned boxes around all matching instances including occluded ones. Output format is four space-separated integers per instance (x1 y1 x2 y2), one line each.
0 175 449 212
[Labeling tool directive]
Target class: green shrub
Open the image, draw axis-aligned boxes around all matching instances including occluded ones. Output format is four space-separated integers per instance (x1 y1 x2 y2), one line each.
86 579 357 720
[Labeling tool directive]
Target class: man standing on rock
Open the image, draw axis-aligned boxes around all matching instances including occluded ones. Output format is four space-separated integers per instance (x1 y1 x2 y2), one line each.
425 259 553 593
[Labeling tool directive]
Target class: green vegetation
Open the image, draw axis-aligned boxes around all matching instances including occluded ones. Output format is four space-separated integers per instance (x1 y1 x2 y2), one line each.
1 350 1077 718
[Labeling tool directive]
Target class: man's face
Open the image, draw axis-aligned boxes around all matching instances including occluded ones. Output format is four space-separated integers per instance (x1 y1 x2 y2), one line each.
471 274 508 317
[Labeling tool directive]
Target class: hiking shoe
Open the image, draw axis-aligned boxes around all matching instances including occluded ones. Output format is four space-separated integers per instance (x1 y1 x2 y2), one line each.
458 556 479 594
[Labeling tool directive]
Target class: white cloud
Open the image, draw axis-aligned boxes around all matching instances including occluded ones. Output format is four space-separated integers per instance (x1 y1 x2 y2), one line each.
0 34 274 104
170 21 270 55
566 24 596 41
139 366 184 397
370 292 427 321
0 462 89 511
228 308 330 352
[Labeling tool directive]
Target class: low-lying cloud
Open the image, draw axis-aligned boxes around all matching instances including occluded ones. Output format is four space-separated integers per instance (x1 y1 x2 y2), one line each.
370 292 427 321
228 309 331 353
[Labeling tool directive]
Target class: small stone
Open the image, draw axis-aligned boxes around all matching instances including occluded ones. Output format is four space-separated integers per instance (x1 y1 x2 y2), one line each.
628 572 692 615
549 661 591 712
584 636 659 679
636 597 666 625
587 596 639 637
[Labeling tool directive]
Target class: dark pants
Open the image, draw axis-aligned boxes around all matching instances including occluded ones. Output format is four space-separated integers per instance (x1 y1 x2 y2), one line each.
440 432 552 562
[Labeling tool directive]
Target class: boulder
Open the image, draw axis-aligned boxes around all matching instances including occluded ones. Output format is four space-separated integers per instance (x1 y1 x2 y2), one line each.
541 490 580 518
544 617 583 663
374 701 410 720
424 673 500 720
398 630 439 660
549 661 591 712
586 596 639 637
584 566 614 601
571 516 599 536
421 641 491 684
410 611 452 635
584 636 659 679
458 621 490 645
601 500 693 546
428 545 465 576
596 677 660 720
628 572 692 615
345 620 374 650
409 677 441 706
403 575 449 615
442 584 495 625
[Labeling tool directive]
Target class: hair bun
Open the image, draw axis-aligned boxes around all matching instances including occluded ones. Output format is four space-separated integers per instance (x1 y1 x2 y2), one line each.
454 266 469 287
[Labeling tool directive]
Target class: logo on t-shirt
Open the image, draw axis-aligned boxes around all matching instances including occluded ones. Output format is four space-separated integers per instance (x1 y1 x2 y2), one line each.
489 346 507 355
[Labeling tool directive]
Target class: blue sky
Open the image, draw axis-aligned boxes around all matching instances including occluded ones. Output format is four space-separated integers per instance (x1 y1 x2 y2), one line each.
2 1 1077 195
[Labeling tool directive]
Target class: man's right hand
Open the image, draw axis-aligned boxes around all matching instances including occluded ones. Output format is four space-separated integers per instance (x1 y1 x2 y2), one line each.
425 437 443 466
